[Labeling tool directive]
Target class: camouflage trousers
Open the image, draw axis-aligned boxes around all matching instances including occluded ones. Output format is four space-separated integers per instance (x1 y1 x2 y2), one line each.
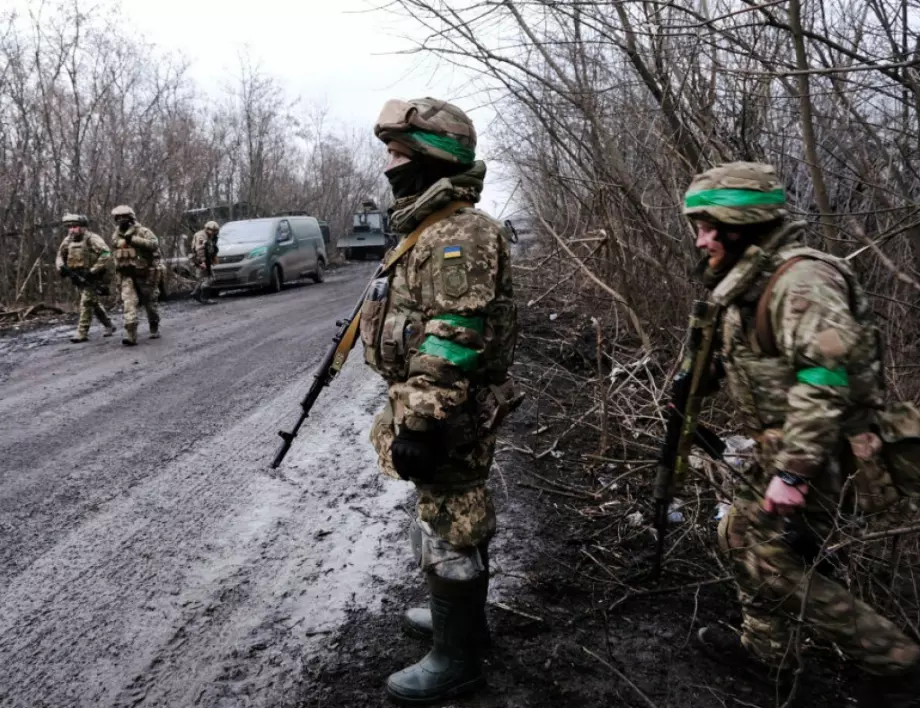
191 267 213 297
371 397 497 562
76 286 113 336
719 498 920 675
118 273 160 331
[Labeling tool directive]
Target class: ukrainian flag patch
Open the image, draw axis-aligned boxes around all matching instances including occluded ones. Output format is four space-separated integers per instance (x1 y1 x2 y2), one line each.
443 245 462 259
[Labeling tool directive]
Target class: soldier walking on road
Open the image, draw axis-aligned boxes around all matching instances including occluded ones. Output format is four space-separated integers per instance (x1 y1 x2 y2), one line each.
361 97 519 704
683 162 920 706
110 205 162 346
189 220 220 305
56 213 116 343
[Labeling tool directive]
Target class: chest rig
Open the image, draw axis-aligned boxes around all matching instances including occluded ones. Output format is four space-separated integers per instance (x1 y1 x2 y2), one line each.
710 223 881 434
65 237 90 268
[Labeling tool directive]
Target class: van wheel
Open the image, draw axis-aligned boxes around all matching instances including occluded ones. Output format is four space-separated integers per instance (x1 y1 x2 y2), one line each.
269 265 283 293
311 259 325 283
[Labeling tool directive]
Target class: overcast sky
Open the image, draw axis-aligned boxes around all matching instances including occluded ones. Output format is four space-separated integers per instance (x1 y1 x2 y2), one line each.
17 0 518 216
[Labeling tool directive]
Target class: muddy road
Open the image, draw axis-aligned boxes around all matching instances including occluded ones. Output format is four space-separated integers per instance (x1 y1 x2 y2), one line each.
0 264 416 708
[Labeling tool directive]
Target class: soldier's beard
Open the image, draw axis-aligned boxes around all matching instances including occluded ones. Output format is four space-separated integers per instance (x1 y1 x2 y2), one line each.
117 220 133 233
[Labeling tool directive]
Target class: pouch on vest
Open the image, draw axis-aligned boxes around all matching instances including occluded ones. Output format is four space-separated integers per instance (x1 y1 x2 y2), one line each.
360 277 389 368
66 242 87 268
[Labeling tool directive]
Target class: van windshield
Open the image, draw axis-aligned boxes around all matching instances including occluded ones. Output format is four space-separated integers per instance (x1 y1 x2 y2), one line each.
219 221 272 245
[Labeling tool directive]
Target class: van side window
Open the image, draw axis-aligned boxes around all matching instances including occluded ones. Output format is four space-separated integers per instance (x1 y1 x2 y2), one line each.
277 220 293 243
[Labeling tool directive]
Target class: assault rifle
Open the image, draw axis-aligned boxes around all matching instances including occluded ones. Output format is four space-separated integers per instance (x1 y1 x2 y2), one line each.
60 265 109 297
652 300 723 579
271 199 472 468
203 236 218 276
271 263 385 468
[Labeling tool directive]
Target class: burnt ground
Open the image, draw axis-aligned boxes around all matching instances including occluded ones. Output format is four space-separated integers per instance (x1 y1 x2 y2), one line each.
0 260 864 708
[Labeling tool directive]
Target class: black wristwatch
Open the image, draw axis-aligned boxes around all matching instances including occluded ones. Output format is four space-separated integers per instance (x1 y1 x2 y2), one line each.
776 470 808 487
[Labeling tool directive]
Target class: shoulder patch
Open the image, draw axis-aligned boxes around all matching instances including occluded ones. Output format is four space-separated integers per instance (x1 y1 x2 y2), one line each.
443 245 462 260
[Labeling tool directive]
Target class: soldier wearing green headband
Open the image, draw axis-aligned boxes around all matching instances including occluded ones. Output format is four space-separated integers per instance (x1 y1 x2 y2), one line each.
685 162 920 705
363 97 519 704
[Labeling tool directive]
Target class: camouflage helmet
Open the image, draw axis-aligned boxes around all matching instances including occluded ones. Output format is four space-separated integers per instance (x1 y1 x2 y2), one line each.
111 204 136 220
61 213 88 227
204 220 220 232
683 162 787 225
374 97 477 165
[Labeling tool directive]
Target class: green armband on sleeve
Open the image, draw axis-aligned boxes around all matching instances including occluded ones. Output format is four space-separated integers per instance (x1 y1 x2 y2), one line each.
418 336 479 371
796 367 849 387
431 313 484 333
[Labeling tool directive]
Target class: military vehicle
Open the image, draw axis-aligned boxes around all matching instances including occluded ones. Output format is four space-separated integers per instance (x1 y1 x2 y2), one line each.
337 200 394 260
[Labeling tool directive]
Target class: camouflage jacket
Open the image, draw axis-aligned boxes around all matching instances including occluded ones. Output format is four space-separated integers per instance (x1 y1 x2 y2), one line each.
189 230 218 267
360 165 518 435
110 224 161 273
55 232 111 274
710 221 884 481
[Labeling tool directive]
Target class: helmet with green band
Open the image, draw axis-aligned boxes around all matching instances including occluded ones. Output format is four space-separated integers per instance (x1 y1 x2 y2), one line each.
683 162 787 225
374 97 477 165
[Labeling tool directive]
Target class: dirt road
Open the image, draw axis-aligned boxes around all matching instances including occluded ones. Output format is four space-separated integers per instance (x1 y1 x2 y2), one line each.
0 264 414 708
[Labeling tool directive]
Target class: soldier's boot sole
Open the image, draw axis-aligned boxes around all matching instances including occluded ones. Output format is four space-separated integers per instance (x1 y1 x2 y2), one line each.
70 336 89 343
149 331 160 339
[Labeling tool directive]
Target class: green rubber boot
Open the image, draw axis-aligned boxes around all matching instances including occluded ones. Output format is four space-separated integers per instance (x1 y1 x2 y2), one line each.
402 544 490 648
386 573 486 704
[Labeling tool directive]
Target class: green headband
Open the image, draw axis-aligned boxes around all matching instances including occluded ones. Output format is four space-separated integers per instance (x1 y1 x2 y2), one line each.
407 129 475 164
685 188 786 209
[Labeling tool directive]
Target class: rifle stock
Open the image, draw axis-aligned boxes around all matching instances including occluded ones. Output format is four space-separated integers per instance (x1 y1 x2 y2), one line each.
652 300 720 579
271 264 384 468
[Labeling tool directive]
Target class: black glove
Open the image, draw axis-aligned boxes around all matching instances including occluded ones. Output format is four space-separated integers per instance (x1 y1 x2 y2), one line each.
123 232 133 244
391 428 443 482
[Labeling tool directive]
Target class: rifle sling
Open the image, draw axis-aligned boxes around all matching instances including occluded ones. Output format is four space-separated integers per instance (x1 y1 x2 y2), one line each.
754 257 806 356
381 201 474 273
333 201 474 368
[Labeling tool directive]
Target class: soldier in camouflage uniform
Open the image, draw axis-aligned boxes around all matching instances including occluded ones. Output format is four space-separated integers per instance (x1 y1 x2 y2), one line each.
362 97 518 704
55 213 116 342
683 162 920 706
189 220 220 305
110 205 162 346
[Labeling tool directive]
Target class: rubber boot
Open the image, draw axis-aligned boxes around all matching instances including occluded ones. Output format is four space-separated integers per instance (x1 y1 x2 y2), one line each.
695 626 793 689
386 573 486 704
856 663 920 708
122 323 137 346
403 544 491 648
